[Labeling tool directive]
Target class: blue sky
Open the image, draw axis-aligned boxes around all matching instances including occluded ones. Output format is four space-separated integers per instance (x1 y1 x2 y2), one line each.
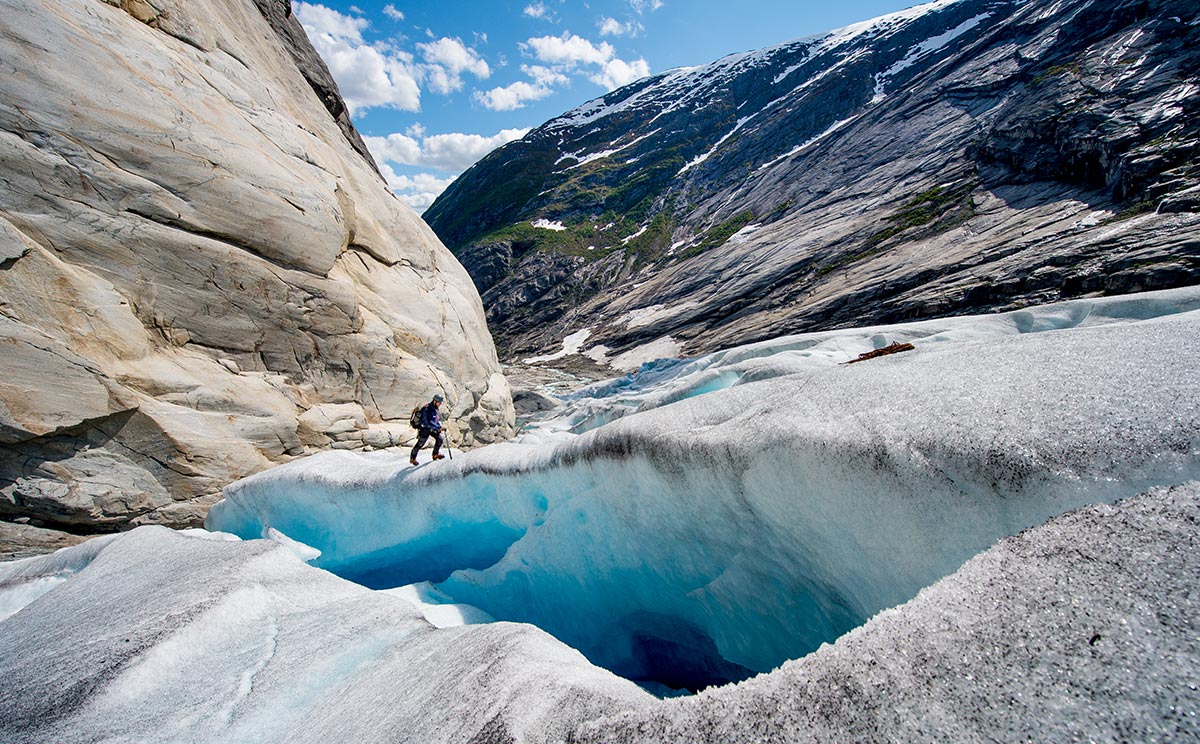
295 0 929 211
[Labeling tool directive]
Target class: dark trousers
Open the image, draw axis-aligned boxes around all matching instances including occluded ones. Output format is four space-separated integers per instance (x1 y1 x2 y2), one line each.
410 428 444 460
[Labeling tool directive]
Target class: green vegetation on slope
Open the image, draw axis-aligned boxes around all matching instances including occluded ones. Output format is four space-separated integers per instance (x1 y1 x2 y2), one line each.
676 210 757 261
817 181 978 276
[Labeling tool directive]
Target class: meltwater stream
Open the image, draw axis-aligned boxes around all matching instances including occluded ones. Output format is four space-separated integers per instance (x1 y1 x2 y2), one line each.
207 289 1200 692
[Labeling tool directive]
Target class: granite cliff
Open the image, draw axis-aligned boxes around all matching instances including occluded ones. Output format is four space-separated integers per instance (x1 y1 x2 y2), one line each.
0 0 514 539
426 0 1200 363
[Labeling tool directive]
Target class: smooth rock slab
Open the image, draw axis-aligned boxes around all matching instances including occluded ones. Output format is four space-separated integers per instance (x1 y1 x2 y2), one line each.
0 0 514 536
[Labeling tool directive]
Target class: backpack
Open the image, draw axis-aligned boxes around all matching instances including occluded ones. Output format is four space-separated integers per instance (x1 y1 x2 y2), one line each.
409 405 425 430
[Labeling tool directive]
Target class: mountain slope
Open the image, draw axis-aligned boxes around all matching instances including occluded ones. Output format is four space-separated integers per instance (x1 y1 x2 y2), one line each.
425 0 1200 363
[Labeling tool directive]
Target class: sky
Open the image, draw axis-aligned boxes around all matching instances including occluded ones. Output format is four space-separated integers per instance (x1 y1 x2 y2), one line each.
294 0 933 212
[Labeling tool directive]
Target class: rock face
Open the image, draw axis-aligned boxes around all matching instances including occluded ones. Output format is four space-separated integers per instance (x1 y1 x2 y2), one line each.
0 0 514 535
425 0 1200 361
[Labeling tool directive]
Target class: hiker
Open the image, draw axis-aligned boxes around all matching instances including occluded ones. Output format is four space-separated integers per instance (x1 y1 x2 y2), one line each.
410 394 446 465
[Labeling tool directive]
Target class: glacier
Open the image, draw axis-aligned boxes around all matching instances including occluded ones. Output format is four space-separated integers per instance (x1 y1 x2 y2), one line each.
207 287 1200 691
0 527 652 743
571 481 1200 743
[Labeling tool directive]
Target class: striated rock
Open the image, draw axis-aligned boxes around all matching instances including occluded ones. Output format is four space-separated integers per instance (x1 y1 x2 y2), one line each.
456 240 516 293
0 0 514 537
428 0 1200 362
361 423 413 450
297 403 368 448
0 521 91 563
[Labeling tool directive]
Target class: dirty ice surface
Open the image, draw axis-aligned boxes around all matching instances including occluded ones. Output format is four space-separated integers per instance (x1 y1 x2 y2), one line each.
0 529 651 743
208 287 1200 691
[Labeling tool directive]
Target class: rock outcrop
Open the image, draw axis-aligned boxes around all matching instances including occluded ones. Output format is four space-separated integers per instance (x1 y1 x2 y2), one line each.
425 0 1200 362
0 0 515 536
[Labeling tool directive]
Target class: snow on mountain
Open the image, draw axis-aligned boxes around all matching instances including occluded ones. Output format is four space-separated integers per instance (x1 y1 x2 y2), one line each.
207 287 1200 691
425 0 1200 363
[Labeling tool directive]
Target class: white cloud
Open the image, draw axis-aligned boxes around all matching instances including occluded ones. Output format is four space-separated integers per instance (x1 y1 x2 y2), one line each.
295 2 420 113
295 1 368 42
417 37 491 94
382 4 403 21
525 33 614 67
474 64 568 111
520 32 650 92
629 0 664 13
294 5 495 112
418 38 491 77
591 57 651 89
524 3 551 19
365 128 530 172
369 128 532 213
598 17 641 37
524 64 571 87
475 80 553 111
379 164 456 211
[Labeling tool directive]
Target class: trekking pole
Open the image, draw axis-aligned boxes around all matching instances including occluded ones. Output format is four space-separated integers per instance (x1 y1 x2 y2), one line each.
447 421 454 460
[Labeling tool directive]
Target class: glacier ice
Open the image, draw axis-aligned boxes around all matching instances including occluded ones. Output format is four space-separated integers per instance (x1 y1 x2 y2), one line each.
0 527 651 743
571 482 1200 743
208 287 1200 691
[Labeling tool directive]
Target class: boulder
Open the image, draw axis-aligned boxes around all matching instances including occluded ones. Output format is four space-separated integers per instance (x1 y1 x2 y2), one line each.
362 423 415 450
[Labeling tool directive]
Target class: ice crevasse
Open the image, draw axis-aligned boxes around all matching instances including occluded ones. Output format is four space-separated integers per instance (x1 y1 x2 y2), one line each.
207 288 1200 691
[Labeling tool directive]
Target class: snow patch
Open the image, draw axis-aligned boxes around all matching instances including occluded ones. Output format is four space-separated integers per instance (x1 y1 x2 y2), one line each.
621 226 649 244
524 329 593 364
584 345 611 364
728 223 763 244
678 117 752 175
619 304 671 328
756 117 855 171
810 0 965 56
873 13 990 101
531 219 568 231
610 336 682 371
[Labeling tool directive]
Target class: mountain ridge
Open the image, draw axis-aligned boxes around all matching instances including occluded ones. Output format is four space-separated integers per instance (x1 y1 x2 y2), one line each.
426 0 1199 364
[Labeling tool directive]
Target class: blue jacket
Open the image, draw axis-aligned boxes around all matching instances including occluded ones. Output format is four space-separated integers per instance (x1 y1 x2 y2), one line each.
420 403 441 432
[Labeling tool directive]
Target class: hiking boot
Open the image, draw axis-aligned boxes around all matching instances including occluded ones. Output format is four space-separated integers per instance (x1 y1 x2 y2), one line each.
432 453 446 461
410 457 418 466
